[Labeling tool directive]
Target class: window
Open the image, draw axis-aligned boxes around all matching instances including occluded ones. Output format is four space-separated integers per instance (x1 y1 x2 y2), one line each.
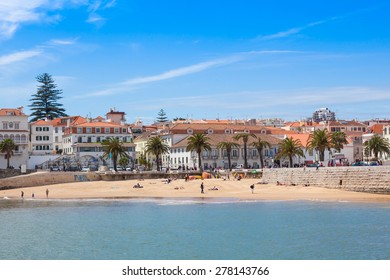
207 129 213 134
8 122 13 128
15 123 19 129
55 136 59 142
87 137 92 143
122 128 127 133
187 129 193 134
77 128 83 133
114 128 119 133
252 149 257 156
225 129 231 134
3 123 8 129
105 128 110 133
35 127 41 131
55 127 58 133
36 136 42 141
232 149 238 157
96 128 101 133
43 127 49 131
86 127 92 133
43 136 49 141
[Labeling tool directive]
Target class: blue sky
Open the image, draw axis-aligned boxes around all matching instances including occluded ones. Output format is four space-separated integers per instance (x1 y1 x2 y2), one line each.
1 0 390 123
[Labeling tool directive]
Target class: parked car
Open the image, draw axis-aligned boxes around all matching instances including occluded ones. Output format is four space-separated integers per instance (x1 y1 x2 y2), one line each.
368 161 379 166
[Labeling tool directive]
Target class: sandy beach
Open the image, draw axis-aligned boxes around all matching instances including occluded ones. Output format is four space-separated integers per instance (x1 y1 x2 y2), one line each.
1 178 390 203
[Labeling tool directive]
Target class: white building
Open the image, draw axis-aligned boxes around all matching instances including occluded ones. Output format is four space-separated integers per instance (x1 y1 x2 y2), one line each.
383 125 390 161
0 107 29 169
30 119 54 155
62 120 135 167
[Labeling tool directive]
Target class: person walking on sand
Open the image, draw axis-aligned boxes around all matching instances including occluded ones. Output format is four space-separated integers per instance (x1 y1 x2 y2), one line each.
200 182 204 194
46 189 49 198
250 184 255 194
21 191 24 199
32 193 34 198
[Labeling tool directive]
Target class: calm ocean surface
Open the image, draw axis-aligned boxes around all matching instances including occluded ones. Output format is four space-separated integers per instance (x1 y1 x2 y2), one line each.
0 198 389 260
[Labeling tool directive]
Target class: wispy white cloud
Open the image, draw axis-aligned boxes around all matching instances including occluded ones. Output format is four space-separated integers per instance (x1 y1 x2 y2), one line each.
48 38 79 45
129 86 390 120
85 0 116 26
83 50 299 98
257 16 340 41
122 56 242 86
0 0 116 39
0 49 42 66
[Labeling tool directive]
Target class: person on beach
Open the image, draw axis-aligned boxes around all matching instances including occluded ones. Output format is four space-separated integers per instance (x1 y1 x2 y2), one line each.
46 189 49 198
32 193 34 198
250 184 255 194
21 191 24 199
200 182 204 194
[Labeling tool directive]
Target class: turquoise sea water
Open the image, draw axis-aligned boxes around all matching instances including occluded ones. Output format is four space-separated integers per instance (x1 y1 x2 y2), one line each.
0 198 389 260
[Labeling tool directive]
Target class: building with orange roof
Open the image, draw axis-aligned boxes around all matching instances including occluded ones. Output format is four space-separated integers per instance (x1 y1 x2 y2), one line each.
0 107 29 169
326 120 367 134
286 132 361 165
62 119 135 166
168 133 281 170
369 124 384 135
169 123 269 135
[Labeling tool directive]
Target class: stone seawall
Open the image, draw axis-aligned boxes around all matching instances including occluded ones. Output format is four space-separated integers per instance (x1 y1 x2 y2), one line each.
0 171 199 190
0 171 101 190
260 166 390 194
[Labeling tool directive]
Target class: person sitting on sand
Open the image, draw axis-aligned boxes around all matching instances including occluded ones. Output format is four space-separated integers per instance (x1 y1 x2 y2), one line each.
133 183 143 188
209 186 219 190
276 181 284 186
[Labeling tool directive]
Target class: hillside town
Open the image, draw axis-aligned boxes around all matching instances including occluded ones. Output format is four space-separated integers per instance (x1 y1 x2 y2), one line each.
1 105 389 172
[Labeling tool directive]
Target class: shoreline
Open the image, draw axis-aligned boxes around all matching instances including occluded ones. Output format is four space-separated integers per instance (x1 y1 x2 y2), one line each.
1 178 390 204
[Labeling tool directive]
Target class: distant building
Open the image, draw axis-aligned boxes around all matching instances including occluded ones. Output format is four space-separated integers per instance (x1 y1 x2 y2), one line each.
312 107 336 122
0 107 29 169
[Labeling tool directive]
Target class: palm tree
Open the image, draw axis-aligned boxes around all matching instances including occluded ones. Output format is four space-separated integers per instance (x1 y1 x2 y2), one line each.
251 136 271 169
101 137 128 171
364 135 390 159
331 131 348 153
217 141 239 171
276 137 305 168
0 139 16 168
233 132 256 168
144 136 170 171
306 129 332 161
186 133 211 171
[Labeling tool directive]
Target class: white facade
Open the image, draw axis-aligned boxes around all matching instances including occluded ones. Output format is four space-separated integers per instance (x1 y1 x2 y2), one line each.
382 125 390 160
30 120 54 155
0 108 29 169
62 121 135 165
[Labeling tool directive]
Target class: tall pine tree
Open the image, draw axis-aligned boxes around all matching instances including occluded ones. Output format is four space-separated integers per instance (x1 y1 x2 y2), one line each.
156 109 168 123
29 73 68 122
